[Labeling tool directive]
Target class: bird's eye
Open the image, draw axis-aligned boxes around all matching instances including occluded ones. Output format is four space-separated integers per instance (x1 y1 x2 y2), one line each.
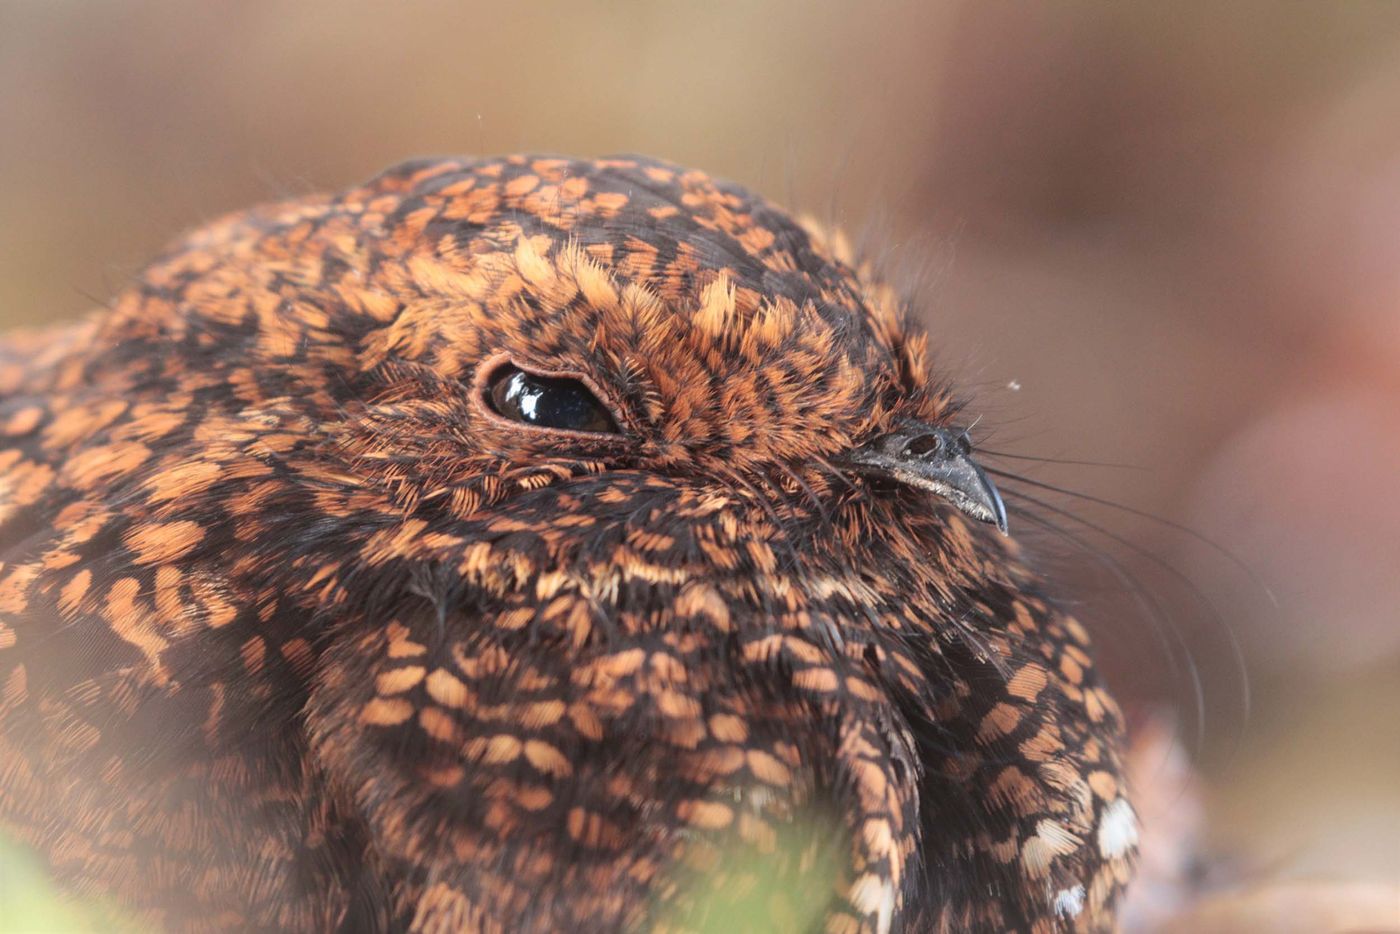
485 364 620 434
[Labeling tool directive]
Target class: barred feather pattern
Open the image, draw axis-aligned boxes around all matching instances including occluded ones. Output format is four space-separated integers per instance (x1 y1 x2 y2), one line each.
0 155 1134 932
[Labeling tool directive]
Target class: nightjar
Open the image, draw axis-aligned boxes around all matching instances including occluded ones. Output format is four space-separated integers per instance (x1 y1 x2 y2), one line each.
0 155 1136 932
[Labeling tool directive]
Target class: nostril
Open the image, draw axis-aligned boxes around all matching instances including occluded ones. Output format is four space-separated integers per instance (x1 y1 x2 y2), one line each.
903 433 942 458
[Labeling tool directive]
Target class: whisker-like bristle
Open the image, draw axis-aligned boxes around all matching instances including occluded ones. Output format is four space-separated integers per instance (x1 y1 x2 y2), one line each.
985 465 1277 608
1007 495 1207 754
997 482 1252 752
979 449 1146 471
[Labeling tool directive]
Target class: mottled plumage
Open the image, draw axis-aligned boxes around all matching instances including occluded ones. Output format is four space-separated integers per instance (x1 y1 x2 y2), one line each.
0 155 1134 931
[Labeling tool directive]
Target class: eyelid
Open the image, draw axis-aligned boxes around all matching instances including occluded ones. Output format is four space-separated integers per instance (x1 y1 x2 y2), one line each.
471 352 628 439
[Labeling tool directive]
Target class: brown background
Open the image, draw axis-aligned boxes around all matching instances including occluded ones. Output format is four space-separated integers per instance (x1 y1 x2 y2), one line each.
2 1 1397 923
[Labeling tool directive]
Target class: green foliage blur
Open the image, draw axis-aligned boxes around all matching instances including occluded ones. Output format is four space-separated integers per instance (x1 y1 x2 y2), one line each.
3 0 1399 928
0 837 137 934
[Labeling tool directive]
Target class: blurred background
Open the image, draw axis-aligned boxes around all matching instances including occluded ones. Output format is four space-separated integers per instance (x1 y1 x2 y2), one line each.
2 2 1397 929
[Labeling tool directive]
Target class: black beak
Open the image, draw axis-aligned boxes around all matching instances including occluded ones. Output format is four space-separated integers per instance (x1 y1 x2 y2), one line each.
842 423 1008 534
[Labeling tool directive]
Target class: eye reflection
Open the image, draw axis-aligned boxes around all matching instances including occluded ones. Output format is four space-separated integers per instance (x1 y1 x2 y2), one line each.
485 365 619 435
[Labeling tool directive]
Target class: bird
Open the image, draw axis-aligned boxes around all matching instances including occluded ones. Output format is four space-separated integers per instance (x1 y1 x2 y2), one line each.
0 154 1135 932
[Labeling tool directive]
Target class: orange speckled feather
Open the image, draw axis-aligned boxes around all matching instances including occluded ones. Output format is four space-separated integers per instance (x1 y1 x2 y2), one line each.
0 155 1133 932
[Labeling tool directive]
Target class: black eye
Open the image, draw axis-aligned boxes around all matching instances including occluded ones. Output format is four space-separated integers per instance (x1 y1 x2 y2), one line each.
485 364 619 434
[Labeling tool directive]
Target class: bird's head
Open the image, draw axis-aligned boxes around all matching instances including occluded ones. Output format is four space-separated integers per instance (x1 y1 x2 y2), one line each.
61 155 1128 929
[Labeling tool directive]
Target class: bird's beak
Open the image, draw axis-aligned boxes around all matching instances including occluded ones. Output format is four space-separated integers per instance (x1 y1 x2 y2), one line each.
842 423 1008 534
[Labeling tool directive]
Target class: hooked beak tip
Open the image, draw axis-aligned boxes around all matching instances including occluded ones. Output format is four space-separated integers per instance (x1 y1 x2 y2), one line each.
987 483 1010 536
